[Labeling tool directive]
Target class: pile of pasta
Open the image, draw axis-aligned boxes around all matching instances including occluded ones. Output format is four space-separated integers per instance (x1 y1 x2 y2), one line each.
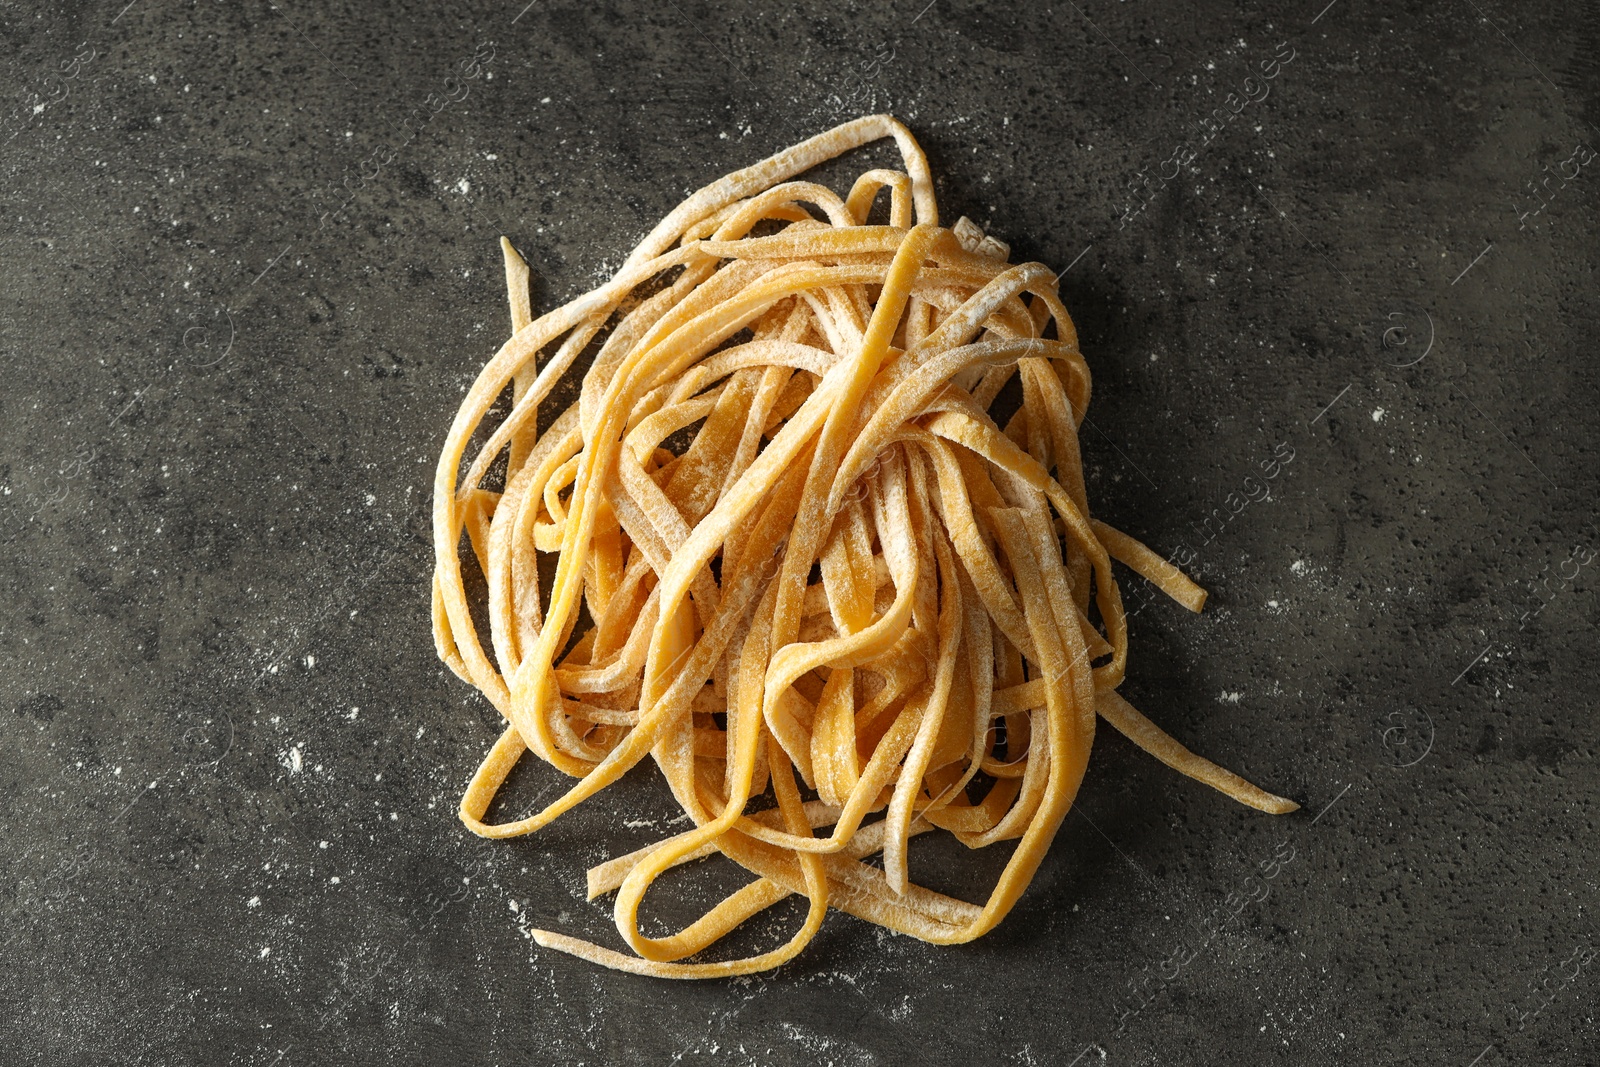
431 114 1296 978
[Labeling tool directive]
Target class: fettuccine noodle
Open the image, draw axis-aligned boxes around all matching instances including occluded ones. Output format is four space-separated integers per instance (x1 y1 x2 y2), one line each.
431 114 1296 978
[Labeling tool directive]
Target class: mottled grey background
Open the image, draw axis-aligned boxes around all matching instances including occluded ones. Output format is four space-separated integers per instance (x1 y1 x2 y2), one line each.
4 1 1598 1064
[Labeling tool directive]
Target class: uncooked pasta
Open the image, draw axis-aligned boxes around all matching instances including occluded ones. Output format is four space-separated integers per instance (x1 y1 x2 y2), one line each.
430 114 1296 978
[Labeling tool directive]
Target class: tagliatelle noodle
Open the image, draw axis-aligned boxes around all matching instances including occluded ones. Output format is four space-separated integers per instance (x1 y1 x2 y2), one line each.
432 115 1299 978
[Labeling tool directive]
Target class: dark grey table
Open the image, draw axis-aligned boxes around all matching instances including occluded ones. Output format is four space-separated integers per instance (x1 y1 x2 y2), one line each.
5 2 1597 1064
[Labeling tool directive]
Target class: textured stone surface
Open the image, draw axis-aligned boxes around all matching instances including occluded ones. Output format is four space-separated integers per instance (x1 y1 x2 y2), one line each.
4 2 1598 1064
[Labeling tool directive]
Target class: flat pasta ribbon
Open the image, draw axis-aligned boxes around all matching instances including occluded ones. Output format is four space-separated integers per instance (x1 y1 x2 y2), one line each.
432 114 1297 978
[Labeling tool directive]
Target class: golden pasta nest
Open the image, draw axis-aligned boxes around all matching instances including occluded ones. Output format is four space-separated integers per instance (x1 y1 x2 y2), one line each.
431 115 1295 977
